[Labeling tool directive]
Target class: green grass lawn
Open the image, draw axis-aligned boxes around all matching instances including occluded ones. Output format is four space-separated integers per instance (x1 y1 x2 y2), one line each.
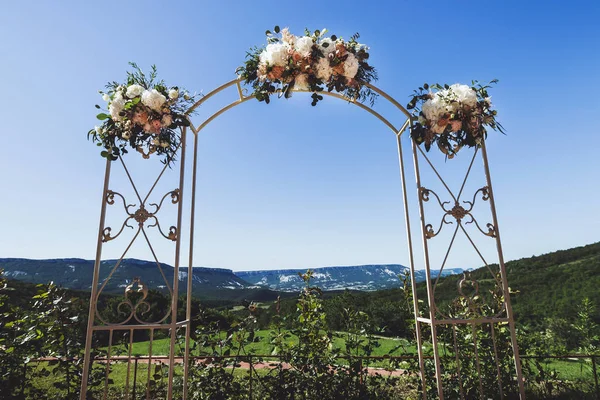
108 329 417 360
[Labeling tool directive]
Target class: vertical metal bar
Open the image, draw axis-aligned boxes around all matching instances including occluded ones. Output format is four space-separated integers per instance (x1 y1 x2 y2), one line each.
452 325 465 400
490 323 505 399
480 141 526 398
146 329 154 400
104 330 114 400
132 357 139 400
81 158 112 400
183 127 198 400
411 138 445 399
470 324 484 400
124 328 134 399
591 355 599 400
168 126 187 399
395 127 427 399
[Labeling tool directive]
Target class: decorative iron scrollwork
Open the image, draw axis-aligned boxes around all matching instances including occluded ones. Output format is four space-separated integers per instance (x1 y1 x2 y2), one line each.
136 145 156 159
96 276 171 326
102 188 180 242
419 185 497 239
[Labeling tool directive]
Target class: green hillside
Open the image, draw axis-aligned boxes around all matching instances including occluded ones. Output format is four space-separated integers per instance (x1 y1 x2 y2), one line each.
413 241 600 327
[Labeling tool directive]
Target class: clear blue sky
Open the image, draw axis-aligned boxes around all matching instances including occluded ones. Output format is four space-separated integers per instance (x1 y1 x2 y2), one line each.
0 1 598 271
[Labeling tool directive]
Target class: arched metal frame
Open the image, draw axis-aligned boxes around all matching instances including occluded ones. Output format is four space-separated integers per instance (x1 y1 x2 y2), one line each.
81 77 525 399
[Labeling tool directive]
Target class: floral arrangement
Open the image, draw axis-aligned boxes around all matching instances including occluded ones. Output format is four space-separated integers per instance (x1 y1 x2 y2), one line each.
88 63 196 165
237 26 377 106
407 81 504 158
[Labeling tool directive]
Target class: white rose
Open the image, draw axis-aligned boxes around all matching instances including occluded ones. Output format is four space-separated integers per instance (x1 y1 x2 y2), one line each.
141 89 167 111
168 89 179 99
343 53 359 78
294 36 314 57
422 95 447 122
315 57 332 81
102 93 110 102
122 131 131 140
108 93 126 121
449 84 477 108
260 42 290 67
126 84 145 99
318 38 336 56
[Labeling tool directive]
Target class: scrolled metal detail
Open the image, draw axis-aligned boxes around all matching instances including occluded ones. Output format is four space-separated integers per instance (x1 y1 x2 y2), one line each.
136 145 156 159
102 227 113 242
106 190 115 205
419 187 430 202
449 204 469 221
170 189 180 204
133 206 152 224
464 214 497 238
167 226 177 241
97 276 172 326
421 185 498 239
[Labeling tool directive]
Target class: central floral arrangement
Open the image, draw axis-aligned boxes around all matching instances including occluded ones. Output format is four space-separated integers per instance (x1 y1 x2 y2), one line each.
237 26 377 106
407 81 504 158
88 63 196 165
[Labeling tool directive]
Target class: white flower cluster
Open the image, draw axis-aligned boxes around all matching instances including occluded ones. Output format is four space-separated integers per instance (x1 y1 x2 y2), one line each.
421 84 479 132
256 28 365 87
103 84 178 136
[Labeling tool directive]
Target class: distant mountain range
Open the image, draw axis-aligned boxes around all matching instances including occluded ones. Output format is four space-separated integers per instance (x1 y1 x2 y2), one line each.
0 258 464 295
237 265 464 292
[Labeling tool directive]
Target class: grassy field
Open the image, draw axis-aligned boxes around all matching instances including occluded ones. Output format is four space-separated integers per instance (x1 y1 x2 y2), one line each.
107 329 417 359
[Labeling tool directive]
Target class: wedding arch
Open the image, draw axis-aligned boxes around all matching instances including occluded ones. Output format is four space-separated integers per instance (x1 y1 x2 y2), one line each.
81 28 525 399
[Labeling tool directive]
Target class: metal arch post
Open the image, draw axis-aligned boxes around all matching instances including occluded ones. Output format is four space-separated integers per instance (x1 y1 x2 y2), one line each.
395 120 427 399
80 158 112 399
183 127 199 399
167 127 188 400
480 141 526 399
411 138 445 399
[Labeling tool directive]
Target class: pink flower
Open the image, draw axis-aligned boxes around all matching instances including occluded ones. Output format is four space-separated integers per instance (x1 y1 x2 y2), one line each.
132 111 149 125
450 120 462 132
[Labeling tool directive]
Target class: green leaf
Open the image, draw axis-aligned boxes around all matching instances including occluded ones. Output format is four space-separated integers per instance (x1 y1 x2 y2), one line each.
274 26 280 33
96 113 110 120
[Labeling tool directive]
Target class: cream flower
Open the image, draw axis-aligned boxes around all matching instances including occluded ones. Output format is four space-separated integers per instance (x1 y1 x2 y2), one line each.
259 42 290 67
126 84 145 99
315 57 332 81
162 114 173 127
141 89 167 111
94 126 102 135
294 36 314 57
102 93 110 102
449 84 477 108
294 74 310 91
281 27 294 44
422 95 447 122
168 89 179 99
343 53 359 78
122 130 131 140
109 92 126 121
